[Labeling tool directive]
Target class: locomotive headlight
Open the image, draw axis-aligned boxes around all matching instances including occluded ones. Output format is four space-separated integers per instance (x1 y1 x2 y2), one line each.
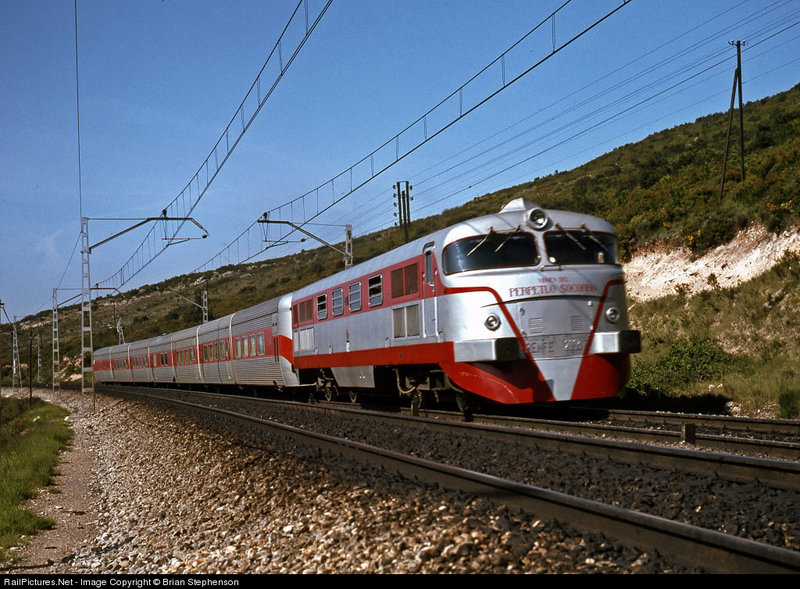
527 208 548 230
605 307 620 323
485 313 502 331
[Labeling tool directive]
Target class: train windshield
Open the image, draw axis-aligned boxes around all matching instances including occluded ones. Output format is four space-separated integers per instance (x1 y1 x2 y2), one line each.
544 229 618 265
443 232 540 275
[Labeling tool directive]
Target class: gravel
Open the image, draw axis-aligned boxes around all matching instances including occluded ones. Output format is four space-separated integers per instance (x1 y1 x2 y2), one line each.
9 390 696 574
174 391 799 555
244 399 800 551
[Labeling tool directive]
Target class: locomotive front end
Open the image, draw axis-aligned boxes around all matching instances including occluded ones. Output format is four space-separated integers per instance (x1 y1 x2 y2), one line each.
437 198 640 404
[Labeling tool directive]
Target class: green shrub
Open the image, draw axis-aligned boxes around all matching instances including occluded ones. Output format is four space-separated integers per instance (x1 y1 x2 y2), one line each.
778 388 800 419
628 336 737 396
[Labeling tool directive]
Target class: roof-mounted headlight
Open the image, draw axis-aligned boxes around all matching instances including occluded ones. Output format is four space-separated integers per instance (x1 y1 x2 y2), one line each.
527 208 548 230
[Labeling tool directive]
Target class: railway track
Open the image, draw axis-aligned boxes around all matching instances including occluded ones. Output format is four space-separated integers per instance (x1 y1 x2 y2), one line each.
411 406 800 462
100 385 800 573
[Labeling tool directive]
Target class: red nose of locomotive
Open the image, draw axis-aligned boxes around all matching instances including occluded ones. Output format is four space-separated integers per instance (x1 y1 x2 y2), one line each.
438 199 640 404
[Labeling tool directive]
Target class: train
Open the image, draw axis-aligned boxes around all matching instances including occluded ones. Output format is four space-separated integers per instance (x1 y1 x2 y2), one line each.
94 197 641 410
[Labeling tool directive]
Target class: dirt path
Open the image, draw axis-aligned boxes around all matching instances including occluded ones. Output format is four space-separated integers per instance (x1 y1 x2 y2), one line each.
3 390 99 574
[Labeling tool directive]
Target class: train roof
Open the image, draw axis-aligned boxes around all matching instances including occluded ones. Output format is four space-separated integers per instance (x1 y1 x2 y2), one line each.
292 198 617 298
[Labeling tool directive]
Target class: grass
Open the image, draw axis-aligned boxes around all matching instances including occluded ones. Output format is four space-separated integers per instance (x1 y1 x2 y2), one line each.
625 251 800 418
0 396 72 565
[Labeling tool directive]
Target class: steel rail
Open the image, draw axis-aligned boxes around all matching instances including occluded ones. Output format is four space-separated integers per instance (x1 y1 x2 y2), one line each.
101 385 800 490
132 391 800 574
291 400 800 490
416 407 800 461
599 408 800 436
484 416 800 461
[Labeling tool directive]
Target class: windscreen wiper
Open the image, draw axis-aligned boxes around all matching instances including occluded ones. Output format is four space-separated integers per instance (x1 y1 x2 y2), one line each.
556 223 586 250
494 225 522 252
468 227 495 256
580 224 607 251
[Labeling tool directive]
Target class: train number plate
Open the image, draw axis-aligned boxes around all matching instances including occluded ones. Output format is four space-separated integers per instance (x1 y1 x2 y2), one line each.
524 333 588 358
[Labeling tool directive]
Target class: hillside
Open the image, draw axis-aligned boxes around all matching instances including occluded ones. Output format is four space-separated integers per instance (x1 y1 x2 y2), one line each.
3 83 800 417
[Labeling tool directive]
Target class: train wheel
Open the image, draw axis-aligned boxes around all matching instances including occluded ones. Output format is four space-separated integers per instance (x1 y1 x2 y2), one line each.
324 383 337 402
455 391 474 422
348 389 359 404
410 389 423 416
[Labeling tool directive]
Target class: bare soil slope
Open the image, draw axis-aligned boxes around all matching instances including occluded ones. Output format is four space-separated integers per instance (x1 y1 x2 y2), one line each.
625 224 800 302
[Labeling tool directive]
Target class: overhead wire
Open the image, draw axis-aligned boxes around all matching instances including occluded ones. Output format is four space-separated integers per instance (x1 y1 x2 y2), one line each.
94 0 333 292
256 1 800 262
261 0 796 243
49 0 799 319
192 0 636 274
346 1 800 231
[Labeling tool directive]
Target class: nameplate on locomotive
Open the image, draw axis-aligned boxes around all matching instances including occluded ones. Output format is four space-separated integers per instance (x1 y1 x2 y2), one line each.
524 333 589 358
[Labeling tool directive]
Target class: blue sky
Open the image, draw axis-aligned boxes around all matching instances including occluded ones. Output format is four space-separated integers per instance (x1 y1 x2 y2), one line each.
1 0 799 323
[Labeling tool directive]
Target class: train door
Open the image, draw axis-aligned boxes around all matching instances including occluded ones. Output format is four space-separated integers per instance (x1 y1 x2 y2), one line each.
422 242 439 341
220 317 234 383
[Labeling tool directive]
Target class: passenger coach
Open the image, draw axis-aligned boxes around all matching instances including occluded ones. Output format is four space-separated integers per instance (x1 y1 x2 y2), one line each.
94 197 640 408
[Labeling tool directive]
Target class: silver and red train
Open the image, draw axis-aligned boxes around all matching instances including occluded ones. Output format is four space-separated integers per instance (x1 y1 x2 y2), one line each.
94 198 640 407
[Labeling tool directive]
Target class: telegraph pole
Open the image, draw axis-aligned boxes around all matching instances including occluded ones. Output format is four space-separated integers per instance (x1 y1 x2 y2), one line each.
393 181 413 243
719 40 746 203
0 299 3 404
80 215 208 396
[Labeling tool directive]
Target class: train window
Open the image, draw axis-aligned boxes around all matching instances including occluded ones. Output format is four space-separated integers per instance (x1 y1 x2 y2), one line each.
544 230 618 265
317 294 327 320
296 299 314 324
368 274 383 307
425 251 434 285
393 304 421 338
391 268 404 298
250 335 257 357
243 336 249 358
391 263 418 298
235 337 241 359
332 288 344 316
258 333 265 355
349 282 361 312
443 232 540 274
